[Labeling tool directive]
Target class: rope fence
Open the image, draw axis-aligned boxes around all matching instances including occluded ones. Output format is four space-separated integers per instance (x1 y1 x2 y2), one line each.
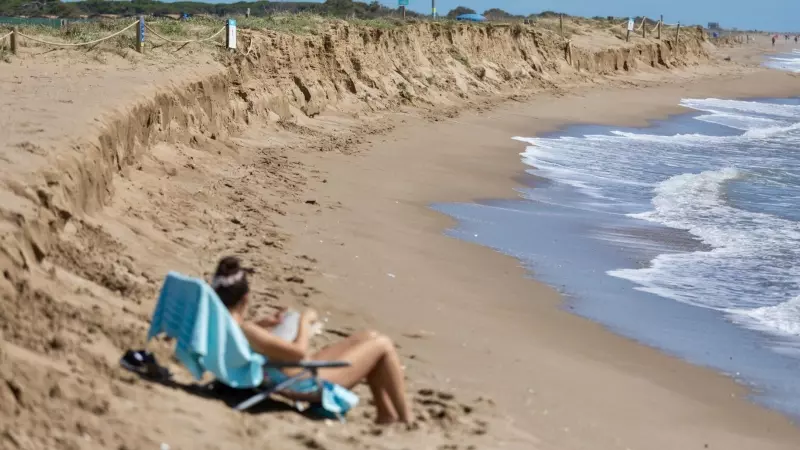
144 23 225 45
542 14 692 46
559 15 707 68
1 13 719 64
15 21 138 47
0 16 236 55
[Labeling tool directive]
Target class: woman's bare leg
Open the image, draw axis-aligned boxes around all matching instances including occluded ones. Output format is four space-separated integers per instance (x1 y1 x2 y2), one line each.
312 330 375 361
366 373 398 424
312 331 411 424
313 331 399 422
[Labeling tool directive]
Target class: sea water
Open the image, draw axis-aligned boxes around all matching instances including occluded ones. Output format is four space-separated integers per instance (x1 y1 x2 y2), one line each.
765 49 800 73
435 54 800 418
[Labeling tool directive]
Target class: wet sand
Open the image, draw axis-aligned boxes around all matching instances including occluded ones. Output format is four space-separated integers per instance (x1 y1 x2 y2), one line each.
287 67 800 449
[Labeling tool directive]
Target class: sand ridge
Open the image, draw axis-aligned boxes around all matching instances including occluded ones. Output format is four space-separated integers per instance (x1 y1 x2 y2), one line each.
0 20 793 449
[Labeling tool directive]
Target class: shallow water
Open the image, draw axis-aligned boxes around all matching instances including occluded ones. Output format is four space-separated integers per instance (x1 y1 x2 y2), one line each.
436 52 800 418
765 49 800 73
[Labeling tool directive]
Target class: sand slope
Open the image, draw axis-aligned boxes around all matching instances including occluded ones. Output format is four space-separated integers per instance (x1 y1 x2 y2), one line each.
0 21 785 450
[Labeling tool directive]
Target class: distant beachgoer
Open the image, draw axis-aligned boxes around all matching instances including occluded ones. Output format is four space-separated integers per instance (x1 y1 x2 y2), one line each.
772 35 777 47
795 36 798 43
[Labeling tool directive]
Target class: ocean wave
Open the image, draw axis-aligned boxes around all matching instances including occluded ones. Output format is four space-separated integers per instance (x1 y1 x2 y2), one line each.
610 165 800 317
517 94 800 339
694 112 782 131
681 98 800 119
743 122 800 139
630 167 742 233
518 138 651 200
733 296 800 337
765 52 800 73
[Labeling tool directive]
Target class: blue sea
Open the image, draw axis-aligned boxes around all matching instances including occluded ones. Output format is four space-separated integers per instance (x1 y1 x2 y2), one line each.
765 49 800 73
436 51 800 418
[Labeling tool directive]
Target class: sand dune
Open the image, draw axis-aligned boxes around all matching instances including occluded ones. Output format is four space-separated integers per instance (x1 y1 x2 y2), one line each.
1 19 798 449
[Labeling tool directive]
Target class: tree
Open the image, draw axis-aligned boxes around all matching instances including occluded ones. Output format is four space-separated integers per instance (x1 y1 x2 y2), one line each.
483 8 512 19
446 6 476 19
324 0 354 17
0 0 417 20
49 1 82 17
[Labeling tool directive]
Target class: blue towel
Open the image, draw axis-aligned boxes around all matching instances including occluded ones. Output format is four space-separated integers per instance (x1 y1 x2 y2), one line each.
147 271 265 388
147 272 359 415
264 368 359 416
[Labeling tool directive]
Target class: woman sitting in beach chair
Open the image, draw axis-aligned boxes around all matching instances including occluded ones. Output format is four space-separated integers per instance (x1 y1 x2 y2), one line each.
212 256 412 424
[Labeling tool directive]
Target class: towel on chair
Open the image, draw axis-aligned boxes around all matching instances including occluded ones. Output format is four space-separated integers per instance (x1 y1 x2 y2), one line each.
146 271 359 415
147 271 265 388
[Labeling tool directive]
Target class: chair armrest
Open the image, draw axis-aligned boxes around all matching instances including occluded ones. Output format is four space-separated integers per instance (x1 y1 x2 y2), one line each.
263 360 351 369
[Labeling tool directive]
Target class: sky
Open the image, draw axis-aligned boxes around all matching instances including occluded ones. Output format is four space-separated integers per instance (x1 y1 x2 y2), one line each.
372 0 800 32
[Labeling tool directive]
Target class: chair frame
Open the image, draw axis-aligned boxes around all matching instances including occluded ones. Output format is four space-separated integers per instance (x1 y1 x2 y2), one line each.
232 360 350 411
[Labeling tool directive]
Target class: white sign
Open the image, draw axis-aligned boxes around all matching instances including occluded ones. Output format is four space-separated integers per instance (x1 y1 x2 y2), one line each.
227 19 237 49
627 18 634 31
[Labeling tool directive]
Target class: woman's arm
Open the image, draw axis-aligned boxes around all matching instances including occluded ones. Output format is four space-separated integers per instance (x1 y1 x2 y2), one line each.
254 306 288 329
291 309 316 354
241 309 317 362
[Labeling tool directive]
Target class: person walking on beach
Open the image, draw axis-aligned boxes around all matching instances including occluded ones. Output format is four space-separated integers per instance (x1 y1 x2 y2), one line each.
772 35 777 47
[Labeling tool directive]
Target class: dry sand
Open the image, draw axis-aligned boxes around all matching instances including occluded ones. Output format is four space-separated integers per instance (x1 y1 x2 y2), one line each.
289 68 800 450
1 22 799 450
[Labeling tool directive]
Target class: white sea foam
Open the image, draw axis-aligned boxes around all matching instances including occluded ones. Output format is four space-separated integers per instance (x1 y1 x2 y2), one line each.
733 296 800 337
519 96 800 341
680 98 800 119
611 167 800 313
743 122 800 139
694 112 781 131
765 52 800 73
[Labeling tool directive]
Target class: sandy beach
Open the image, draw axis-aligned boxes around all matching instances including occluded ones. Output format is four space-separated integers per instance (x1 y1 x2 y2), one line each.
287 68 800 450
1 20 800 450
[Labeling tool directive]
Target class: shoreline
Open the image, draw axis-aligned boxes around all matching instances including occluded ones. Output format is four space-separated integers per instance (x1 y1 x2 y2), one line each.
446 91 800 420
289 67 800 449
1 26 799 449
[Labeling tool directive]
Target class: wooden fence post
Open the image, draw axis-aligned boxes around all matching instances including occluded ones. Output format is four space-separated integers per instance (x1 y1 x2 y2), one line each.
642 17 646 38
559 14 564 37
136 16 144 53
675 22 681 44
658 15 662 39
567 41 573 66
10 27 17 55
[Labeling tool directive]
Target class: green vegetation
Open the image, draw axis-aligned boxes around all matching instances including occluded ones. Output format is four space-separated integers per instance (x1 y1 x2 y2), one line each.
0 0 80 18
483 8 513 20
0 0 421 19
442 6 576 20
0 1 575 22
0 12 411 53
5 16 229 47
445 6 476 18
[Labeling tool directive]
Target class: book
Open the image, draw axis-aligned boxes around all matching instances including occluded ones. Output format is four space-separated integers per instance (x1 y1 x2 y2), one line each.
270 310 323 342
